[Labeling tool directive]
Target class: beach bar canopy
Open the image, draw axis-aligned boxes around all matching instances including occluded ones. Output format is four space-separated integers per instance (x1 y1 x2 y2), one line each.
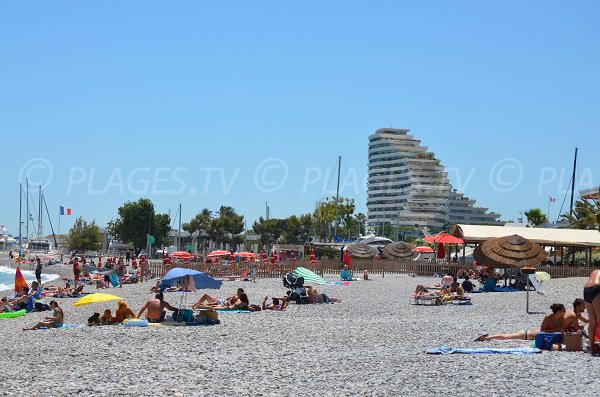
452 224 600 266
452 225 600 247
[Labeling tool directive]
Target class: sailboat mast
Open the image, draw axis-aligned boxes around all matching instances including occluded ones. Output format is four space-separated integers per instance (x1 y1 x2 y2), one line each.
178 203 182 251
26 178 29 241
18 183 22 256
333 156 342 241
569 148 578 217
38 186 43 236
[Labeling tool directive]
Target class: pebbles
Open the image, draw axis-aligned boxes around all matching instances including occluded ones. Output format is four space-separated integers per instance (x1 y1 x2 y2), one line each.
1 267 599 396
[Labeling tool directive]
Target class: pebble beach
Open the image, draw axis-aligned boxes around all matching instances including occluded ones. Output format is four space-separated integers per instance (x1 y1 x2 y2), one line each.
1 256 599 397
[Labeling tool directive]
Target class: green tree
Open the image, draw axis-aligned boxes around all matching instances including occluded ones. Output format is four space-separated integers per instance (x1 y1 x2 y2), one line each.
253 217 284 248
183 208 213 252
313 197 355 241
68 217 102 253
208 206 244 249
524 208 548 227
560 198 600 230
108 198 171 251
281 214 314 244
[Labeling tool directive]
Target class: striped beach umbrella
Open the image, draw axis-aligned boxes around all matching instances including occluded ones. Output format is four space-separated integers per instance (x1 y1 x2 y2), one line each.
293 267 326 285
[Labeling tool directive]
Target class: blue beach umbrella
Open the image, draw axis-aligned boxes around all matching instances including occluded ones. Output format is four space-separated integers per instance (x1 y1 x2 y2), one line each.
159 267 222 291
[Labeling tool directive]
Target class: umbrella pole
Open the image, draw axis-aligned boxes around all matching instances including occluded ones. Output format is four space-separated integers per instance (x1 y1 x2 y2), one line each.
526 276 530 314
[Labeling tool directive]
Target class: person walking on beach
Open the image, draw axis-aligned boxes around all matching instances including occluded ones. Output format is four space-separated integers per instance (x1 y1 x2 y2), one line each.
72 257 80 288
22 300 63 331
35 257 43 285
584 270 600 354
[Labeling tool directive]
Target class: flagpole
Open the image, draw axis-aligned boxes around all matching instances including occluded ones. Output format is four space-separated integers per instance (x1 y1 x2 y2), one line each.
58 207 61 254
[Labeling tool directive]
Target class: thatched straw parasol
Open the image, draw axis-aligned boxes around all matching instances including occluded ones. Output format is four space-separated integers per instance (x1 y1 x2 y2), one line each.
383 242 417 260
347 243 377 259
473 234 547 267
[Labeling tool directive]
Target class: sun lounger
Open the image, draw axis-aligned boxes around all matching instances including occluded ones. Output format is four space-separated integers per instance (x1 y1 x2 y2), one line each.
411 296 442 306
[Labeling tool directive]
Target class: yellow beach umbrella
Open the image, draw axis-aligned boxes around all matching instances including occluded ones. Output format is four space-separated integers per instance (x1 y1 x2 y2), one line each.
73 293 123 307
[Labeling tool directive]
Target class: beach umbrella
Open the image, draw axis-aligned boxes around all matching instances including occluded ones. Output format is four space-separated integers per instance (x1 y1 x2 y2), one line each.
383 242 418 260
73 293 123 307
235 252 257 259
473 235 548 313
293 267 327 285
423 233 464 244
207 250 230 258
158 267 222 291
171 251 193 258
536 271 551 282
14 266 27 293
346 243 376 259
413 246 434 253
473 235 547 268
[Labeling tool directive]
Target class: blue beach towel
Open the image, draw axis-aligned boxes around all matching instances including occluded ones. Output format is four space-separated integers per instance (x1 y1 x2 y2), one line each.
39 324 85 330
426 346 542 355
215 310 251 313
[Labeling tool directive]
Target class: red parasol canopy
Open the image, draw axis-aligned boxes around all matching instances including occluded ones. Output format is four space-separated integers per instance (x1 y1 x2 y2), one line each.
207 250 231 258
171 251 193 258
235 252 257 259
423 233 464 244
413 246 434 253
14 266 28 293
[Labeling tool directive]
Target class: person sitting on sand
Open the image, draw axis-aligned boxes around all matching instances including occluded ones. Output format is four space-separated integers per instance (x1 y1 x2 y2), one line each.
22 300 63 331
194 293 250 311
461 275 474 293
305 286 341 304
262 296 289 311
474 303 566 341
441 273 453 289
115 301 136 323
2 297 14 312
100 309 115 324
564 298 588 333
8 286 30 311
363 270 369 281
137 293 177 323
450 277 461 294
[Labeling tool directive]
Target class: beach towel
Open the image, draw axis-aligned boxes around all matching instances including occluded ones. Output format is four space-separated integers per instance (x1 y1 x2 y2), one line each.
215 309 251 313
426 346 541 355
39 324 85 330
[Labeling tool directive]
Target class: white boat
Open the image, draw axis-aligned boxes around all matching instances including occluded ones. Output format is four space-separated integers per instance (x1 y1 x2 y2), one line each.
0 224 19 251
26 237 56 254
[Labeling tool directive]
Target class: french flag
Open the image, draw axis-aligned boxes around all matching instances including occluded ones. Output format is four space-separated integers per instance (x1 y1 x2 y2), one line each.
60 206 72 216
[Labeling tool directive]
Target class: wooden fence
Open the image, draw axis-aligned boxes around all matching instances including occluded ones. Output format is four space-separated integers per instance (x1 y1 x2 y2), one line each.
141 259 599 281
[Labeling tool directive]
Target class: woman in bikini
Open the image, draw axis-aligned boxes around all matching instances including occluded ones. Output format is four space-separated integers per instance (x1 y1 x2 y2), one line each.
474 303 566 341
23 300 64 331
584 269 600 354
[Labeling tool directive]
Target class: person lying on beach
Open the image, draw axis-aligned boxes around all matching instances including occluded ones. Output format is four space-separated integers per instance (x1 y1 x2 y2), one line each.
564 298 588 333
7 287 30 310
115 301 136 323
414 285 438 297
262 296 288 311
194 293 250 311
1 297 14 312
192 289 245 309
305 286 341 304
137 293 177 323
148 280 161 293
100 309 116 324
474 303 566 341
44 284 84 298
22 300 63 331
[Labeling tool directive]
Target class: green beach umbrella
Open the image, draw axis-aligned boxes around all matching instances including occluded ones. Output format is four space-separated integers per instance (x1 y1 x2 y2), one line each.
293 267 327 285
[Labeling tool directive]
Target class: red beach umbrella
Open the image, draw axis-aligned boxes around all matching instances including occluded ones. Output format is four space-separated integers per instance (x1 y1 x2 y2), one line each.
14 266 28 292
413 246 434 253
423 233 464 244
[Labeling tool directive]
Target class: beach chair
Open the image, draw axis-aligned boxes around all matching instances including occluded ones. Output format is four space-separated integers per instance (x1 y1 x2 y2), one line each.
411 295 442 306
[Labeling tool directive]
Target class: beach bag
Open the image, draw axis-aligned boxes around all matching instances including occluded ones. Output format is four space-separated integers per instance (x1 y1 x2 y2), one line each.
563 332 583 352
174 309 194 322
534 332 563 350
34 302 51 312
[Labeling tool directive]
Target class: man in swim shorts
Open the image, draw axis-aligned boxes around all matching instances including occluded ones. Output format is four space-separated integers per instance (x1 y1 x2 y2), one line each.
137 293 177 323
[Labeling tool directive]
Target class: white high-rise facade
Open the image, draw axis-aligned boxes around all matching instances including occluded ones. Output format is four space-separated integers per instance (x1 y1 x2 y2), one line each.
367 128 502 231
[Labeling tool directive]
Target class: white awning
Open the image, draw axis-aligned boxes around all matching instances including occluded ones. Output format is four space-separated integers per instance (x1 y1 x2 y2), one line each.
453 224 600 247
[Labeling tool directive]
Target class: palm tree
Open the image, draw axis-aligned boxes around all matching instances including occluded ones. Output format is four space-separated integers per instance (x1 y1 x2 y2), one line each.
524 208 548 227
561 198 600 230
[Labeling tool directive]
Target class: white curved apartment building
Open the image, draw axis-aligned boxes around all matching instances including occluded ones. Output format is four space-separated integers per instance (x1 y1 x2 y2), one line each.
367 128 502 230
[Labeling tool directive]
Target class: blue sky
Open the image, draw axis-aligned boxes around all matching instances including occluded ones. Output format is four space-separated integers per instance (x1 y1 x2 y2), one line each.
1 1 599 236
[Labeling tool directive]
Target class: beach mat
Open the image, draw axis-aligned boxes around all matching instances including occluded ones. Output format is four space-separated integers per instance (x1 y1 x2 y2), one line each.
39 324 85 330
471 287 520 293
426 346 541 355
215 310 251 313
